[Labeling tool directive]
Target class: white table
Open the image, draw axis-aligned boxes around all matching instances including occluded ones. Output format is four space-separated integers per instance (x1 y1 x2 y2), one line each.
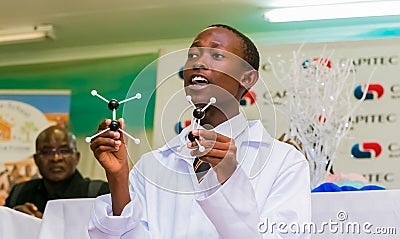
38 198 95 239
1 190 400 238
0 206 41 239
311 190 400 238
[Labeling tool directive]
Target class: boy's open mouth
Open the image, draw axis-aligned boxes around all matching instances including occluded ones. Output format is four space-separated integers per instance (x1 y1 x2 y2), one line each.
191 76 209 86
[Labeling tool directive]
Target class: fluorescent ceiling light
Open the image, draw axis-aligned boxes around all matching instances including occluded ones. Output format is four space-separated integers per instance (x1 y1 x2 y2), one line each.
264 1 400 22
0 24 55 44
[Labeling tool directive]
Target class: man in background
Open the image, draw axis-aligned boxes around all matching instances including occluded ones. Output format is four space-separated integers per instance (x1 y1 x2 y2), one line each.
5 125 109 218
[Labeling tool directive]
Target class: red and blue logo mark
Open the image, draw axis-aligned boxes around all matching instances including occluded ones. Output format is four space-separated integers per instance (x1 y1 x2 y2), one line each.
178 66 184 79
318 115 327 124
174 119 191 134
351 142 382 159
240 91 256 106
354 84 384 100
302 58 331 69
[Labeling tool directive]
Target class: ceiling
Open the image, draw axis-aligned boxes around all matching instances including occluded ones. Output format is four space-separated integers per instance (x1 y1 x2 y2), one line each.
1 0 400 66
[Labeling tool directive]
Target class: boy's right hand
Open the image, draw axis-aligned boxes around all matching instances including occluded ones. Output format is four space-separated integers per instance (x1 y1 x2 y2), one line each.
90 118 132 216
89 118 129 176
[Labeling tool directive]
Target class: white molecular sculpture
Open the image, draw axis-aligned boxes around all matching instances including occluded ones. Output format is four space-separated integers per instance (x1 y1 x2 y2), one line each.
85 90 142 144
177 95 216 153
269 47 373 189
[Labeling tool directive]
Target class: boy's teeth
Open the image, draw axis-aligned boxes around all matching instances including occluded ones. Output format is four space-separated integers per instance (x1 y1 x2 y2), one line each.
192 76 208 84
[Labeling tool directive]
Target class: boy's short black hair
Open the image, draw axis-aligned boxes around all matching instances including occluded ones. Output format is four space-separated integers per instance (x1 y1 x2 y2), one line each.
208 24 260 71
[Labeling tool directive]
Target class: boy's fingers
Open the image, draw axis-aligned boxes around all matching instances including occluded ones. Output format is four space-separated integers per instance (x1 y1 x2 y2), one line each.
191 129 231 143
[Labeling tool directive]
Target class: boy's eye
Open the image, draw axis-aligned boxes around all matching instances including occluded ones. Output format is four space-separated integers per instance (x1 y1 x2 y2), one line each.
187 52 198 59
212 53 224 59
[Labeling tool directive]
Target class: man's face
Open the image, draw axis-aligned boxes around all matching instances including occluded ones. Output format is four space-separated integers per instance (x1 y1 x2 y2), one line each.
34 128 79 183
183 27 249 106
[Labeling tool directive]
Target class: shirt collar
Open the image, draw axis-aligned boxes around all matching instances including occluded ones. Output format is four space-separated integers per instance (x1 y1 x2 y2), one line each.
159 112 249 153
214 112 248 139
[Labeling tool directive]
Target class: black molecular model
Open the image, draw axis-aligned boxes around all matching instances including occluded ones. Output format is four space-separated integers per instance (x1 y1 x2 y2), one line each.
182 95 216 152
85 90 141 144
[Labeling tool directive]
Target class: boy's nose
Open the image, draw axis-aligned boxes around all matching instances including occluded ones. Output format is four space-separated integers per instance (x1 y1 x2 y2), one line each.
192 63 208 70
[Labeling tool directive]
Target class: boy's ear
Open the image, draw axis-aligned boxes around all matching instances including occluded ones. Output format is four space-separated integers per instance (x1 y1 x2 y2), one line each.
240 69 259 90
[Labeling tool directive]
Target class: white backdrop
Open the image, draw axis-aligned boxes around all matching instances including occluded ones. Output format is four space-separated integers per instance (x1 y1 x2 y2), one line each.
154 38 400 189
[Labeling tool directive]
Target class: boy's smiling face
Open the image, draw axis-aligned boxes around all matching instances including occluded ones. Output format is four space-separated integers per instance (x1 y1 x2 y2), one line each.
183 26 249 107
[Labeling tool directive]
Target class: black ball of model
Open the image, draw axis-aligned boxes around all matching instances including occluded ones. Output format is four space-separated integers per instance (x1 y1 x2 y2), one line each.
108 99 120 110
109 120 120 131
188 131 199 142
193 108 205 120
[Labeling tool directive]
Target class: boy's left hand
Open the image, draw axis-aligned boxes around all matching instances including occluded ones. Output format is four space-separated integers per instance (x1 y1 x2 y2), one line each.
187 129 237 184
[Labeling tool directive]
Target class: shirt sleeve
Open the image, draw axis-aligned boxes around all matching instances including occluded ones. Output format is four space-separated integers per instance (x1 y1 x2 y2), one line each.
88 168 151 239
259 149 311 238
195 147 311 239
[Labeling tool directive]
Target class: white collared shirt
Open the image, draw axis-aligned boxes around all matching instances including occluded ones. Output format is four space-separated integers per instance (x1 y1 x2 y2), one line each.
89 113 311 238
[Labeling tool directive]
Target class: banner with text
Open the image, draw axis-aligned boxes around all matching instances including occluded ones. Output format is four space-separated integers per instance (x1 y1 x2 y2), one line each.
0 90 70 205
154 38 400 189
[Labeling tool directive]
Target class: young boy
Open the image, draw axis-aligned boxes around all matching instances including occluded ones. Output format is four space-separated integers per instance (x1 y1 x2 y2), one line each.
88 24 311 238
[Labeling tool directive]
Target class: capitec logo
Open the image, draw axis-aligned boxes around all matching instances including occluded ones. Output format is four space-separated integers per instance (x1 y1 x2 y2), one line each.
354 84 384 100
301 58 331 69
240 91 256 106
351 142 382 159
174 119 191 134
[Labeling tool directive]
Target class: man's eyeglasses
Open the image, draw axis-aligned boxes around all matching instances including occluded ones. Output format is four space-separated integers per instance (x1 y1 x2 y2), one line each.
37 147 75 158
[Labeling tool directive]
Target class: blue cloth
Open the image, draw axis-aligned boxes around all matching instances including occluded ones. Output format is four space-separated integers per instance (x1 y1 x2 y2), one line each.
312 182 385 192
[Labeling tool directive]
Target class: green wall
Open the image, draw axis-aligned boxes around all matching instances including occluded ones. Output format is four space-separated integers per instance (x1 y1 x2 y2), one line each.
0 53 158 136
